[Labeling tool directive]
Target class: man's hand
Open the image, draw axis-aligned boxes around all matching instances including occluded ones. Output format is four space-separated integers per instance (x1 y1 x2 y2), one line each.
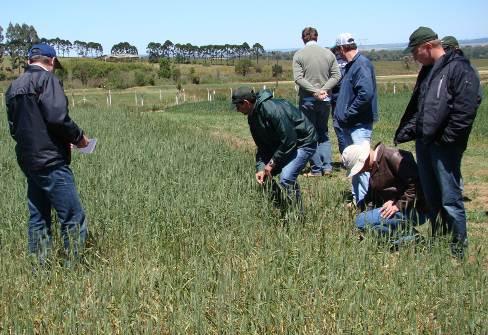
379 200 400 219
255 171 266 185
264 162 273 177
75 135 89 148
313 90 328 101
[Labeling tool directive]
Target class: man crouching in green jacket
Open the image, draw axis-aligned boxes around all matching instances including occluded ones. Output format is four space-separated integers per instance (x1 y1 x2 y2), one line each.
232 87 317 217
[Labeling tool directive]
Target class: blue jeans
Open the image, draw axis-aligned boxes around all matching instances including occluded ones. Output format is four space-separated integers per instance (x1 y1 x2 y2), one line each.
343 124 373 204
24 165 87 263
300 98 332 174
279 144 317 203
415 141 467 245
356 207 425 235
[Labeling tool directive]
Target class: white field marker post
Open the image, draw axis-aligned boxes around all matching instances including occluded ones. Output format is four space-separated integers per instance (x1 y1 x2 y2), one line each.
207 88 210 101
213 90 215 102
141 95 144 107
263 85 266 90
230 88 233 101
71 92 75 107
176 95 179 105
82 96 86 104
159 89 162 102
135 91 138 106
393 83 396 95
106 95 109 107
109 89 112 106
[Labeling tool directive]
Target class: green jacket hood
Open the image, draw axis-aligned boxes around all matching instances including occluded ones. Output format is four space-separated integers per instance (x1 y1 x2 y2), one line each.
255 89 273 107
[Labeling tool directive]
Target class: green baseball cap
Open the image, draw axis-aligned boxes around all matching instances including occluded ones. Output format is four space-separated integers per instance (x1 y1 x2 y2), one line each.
231 86 256 105
405 26 438 53
441 36 459 49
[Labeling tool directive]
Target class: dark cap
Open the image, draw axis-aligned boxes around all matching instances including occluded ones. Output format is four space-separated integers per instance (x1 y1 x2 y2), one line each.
405 26 438 53
28 43 63 69
441 36 459 49
232 86 256 104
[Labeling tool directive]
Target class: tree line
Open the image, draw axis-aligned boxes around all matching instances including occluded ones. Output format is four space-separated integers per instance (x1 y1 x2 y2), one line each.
146 41 265 64
0 22 266 74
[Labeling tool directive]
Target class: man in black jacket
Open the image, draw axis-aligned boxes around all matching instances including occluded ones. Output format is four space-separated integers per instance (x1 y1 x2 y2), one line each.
394 27 480 258
232 87 317 216
6 43 90 265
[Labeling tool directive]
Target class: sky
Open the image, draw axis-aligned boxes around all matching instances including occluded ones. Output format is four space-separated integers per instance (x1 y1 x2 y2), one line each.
2 0 488 54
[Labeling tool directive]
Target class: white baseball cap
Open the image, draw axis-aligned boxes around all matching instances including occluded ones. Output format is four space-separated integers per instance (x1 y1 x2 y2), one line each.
342 142 370 177
336 33 356 47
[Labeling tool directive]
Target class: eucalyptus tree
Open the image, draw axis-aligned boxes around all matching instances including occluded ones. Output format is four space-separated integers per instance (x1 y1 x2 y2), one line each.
252 43 265 64
111 42 138 55
5 23 39 73
162 40 174 58
241 42 251 59
147 42 162 62
74 40 88 57
87 42 103 57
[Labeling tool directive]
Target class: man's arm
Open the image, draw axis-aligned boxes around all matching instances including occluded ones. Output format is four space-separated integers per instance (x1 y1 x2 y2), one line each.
321 55 341 91
440 64 480 144
39 74 84 145
344 66 375 121
292 54 319 94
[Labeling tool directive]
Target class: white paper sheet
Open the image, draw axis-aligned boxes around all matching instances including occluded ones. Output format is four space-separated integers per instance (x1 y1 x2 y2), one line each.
76 138 97 154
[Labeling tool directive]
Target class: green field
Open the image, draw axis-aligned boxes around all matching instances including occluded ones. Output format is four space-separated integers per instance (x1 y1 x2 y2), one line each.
0 88 487 333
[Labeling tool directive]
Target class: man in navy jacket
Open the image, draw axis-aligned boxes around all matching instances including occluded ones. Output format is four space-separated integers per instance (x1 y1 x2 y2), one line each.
6 43 90 266
334 33 378 206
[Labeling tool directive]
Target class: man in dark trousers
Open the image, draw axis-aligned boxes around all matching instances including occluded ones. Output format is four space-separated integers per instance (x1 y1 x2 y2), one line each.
6 43 90 265
232 87 317 216
395 27 480 258
293 27 341 176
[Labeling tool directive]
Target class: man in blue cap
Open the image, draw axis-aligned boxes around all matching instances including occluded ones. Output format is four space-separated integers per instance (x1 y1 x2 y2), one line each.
6 43 90 266
395 27 480 259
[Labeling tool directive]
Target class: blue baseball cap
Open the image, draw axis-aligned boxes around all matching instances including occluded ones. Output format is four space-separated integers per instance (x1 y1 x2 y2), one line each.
28 43 63 69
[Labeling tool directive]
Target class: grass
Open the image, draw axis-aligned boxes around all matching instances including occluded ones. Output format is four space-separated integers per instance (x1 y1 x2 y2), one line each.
0 88 487 333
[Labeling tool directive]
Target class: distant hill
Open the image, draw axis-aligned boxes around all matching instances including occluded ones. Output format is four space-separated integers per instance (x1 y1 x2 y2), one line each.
362 37 488 50
272 37 488 52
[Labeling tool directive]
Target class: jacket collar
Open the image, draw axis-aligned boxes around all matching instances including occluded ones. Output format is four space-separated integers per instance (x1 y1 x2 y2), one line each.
370 142 385 176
